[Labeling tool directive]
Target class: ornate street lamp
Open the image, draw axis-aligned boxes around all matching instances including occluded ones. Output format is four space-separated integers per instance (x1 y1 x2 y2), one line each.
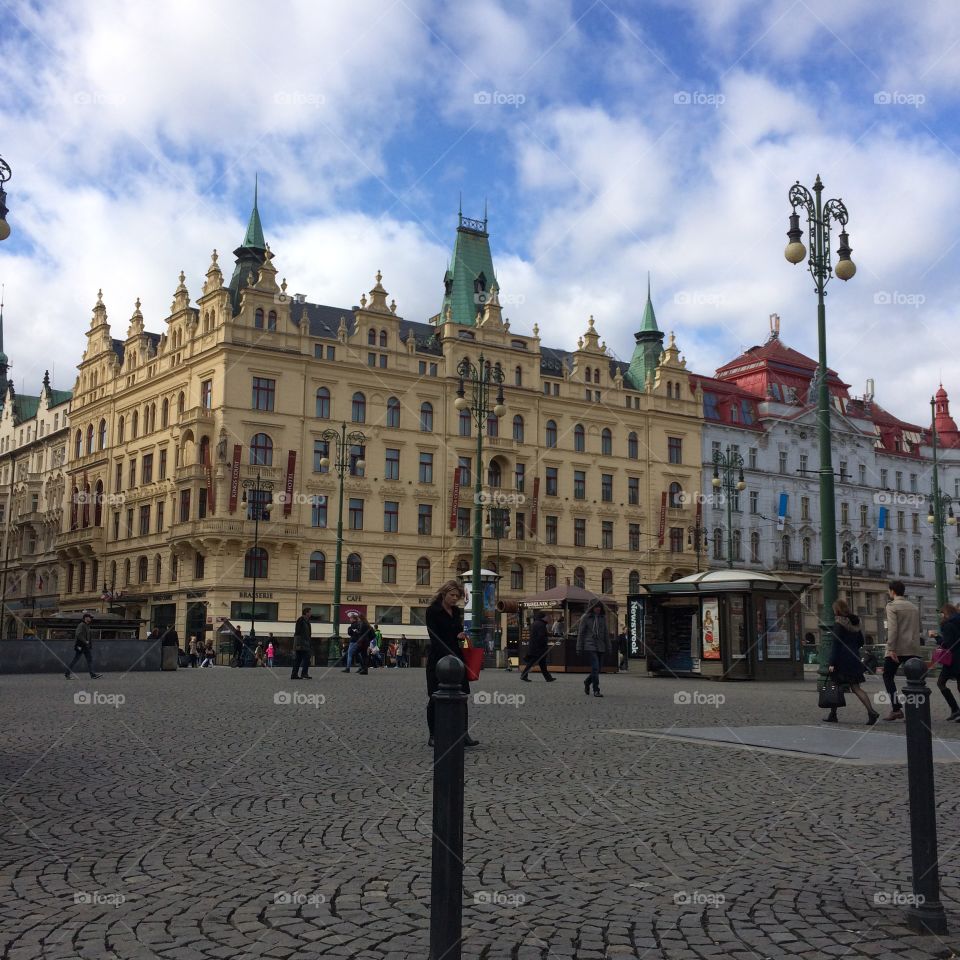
0 156 11 242
319 422 367 660
455 354 506 648
785 175 855 679
687 522 707 573
842 543 860 604
711 447 746 569
484 505 510 648
241 473 274 656
927 396 955 608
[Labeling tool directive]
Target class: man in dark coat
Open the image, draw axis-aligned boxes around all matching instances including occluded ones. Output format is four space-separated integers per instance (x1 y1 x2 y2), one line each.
577 601 610 697
520 611 555 682
291 607 313 680
65 612 102 679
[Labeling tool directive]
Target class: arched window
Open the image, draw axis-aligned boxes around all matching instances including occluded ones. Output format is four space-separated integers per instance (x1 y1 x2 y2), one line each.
155 554 162 584
487 412 499 437
346 553 362 582
751 532 761 563
594 368 601 384
512 415 524 443
914 549 922 577
713 528 723 560
70 487 78 529
138 556 148 584
161 400 168 428
668 482 683 508
309 551 326 581
74 429 82 459
601 568 614 594
487 460 502 487
98 419 107 450
86 424 94 455
149 403 156 432
420 402 434 432
416 557 431 585
456 558 469 577
511 563 524 590
255 308 265 329
628 570 640 594
781 536 791 563
82 483 91 528
573 566 586 589
459 409 471 437
94 480 103 527
802 537 812 564
884 545 892 571
386 397 400 428
118 416 125 443
898 547 907 575
244 547 268 579
368 328 377 346
544 565 557 590
601 428 612 456
267 310 277 331
250 433 273 466
732 530 742 562
382 554 397 584
628 432 639 459
515 366 522 386
545 420 557 448
584 366 592 382
352 392 366 423
574 424 585 452
199 435 210 466
316 387 331 419
178 392 185 418
123 558 131 586
379 330 387 348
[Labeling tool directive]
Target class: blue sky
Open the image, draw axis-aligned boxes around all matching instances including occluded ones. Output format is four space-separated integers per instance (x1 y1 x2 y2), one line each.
2 0 960 425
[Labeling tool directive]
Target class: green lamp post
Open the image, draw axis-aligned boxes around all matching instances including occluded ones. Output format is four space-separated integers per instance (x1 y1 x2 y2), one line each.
784 175 856 679
455 354 506 649
712 447 746 569
927 395 955 609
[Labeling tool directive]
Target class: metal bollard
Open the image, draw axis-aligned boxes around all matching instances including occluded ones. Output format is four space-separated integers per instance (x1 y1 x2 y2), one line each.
430 655 467 960
902 658 948 934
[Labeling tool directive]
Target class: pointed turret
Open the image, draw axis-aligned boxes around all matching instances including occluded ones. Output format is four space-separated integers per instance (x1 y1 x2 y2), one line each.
437 208 498 327
0 286 8 399
243 175 266 250
228 180 269 314
626 274 665 390
934 384 960 448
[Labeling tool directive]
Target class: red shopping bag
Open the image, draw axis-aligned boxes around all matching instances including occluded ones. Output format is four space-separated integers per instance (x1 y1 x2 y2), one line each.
463 646 483 682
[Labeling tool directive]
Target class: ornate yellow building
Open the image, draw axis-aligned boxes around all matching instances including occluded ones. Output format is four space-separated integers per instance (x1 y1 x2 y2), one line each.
57 200 702 641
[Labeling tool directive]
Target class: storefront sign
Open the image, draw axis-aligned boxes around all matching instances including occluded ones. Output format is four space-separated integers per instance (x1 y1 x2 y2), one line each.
658 490 667 546
701 596 720 660
229 445 242 512
529 476 540 537
449 467 461 530
765 598 791 658
186 590 207 599
340 604 367 623
628 596 645 657
418 596 434 604
283 450 296 516
240 591 273 599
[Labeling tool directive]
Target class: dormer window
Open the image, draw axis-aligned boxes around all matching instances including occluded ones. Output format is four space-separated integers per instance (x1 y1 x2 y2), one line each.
473 271 487 295
444 276 453 296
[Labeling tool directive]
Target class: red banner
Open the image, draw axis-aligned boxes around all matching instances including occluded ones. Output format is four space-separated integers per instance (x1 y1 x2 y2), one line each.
229 445 242 513
284 450 296 516
658 490 667 546
449 467 461 530
529 476 540 537
203 441 215 515
82 471 90 527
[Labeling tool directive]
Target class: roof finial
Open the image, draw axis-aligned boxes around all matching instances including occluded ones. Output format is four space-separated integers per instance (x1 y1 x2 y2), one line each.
647 271 651 301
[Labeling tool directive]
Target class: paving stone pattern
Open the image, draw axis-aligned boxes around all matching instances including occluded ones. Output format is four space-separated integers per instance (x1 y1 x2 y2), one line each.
3 667 960 959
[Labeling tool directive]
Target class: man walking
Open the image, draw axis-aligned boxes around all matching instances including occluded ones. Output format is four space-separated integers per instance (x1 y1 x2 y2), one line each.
520 611 555 682
65 612 102 679
291 607 313 680
342 611 360 672
882 580 922 720
577 601 610 698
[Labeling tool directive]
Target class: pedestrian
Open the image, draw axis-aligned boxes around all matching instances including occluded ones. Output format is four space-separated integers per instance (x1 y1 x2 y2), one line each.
200 641 215 668
932 603 960 720
576 601 610 698
425 579 479 748
387 640 398 668
618 629 629 671
232 626 244 667
374 623 383 648
552 615 564 638
188 636 199 668
254 639 264 667
823 599 880 725
291 607 313 680
398 635 408 668
882 580 923 721
354 614 375 675
265 639 275 668
65 612 102 679
520 611 555 682
342 612 361 672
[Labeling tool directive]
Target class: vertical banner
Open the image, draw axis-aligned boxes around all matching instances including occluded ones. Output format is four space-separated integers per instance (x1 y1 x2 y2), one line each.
449 467 461 530
701 596 720 659
529 476 540 538
204 441 215 515
228 444 242 513
777 492 788 531
82 472 90 527
695 496 703 548
877 506 887 540
658 490 667 546
283 450 296 516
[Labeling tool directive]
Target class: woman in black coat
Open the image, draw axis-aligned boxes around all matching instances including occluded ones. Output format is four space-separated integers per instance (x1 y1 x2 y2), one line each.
353 615 375 675
825 599 879 725
425 579 479 748
933 603 960 720
520 610 555 682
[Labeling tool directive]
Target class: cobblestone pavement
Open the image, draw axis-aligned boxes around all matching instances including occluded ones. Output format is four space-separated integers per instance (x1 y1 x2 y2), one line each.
4 666 960 959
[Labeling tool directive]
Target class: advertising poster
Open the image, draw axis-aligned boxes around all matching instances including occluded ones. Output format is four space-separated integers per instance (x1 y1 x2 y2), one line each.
765 598 791 659
701 597 721 659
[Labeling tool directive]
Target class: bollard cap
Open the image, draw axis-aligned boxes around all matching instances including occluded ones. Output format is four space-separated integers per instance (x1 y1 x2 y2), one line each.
437 654 465 687
903 657 928 683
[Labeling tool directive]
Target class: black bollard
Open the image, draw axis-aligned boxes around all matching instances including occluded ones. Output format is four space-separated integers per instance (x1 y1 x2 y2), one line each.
902 658 948 935
430 655 467 960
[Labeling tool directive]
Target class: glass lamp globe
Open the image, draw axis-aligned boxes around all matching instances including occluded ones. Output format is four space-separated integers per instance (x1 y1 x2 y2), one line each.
454 396 469 410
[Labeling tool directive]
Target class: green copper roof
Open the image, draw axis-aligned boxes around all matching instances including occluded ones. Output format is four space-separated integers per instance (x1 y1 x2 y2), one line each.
13 394 40 423
639 273 659 332
48 388 72 408
438 213 497 327
625 274 664 390
242 176 266 251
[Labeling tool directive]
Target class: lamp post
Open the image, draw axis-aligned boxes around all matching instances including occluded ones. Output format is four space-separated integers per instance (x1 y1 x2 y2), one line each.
928 396 956 609
842 543 860 604
485 505 510 649
712 447 746 569
0 156 11 242
687 514 707 573
319 422 367 655
785 175 856 677
455 354 506 649
241 473 274 654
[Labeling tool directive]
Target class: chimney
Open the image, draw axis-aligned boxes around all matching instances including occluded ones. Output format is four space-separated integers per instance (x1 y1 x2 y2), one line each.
769 313 780 340
294 293 307 304
865 378 875 402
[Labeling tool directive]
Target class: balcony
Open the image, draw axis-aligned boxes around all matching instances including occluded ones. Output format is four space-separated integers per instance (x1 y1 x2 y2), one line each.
175 464 208 482
57 526 104 551
170 517 302 541
179 405 216 430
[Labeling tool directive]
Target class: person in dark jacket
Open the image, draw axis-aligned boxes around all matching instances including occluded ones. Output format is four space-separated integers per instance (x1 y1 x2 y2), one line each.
65 612 102 679
290 607 313 680
576 601 610 697
342 612 361 672
352 615 374 675
932 603 960 720
425 579 479 748
824 599 879 725
520 611 555 682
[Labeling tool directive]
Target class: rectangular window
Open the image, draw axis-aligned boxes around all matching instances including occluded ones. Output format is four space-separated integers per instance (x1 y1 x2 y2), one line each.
574 518 586 547
458 456 471 486
601 520 613 550
749 491 759 514
418 504 433 535
629 523 640 551
749 448 758 469
801 496 810 521
881 468 888 488
841 502 849 524
860 464 867 484
141 454 153 484
839 460 848 481
200 379 212 409
419 452 434 484
668 437 682 464
546 515 558 545
313 440 330 473
897 510 905 531
311 497 328 528
515 462 525 493
179 490 190 523
379 354 387 369
779 451 788 474
326 345 336 361
156 501 164 532
628 477 640 505
601 474 613 502
115 462 123 491
712 441 722 458
799 453 808 474
129 458 137 487
546 467 558 496
574 470 586 500
112 512 120 541
457 507 471 536
159 448 167 480
418 361 426 375
860 504 869 527
375 605 402 625
139 505 150 536
669 527 683 553
367 352 376 367
912 513 919 533
384 501 399 532
198 488 208 519
896 471 903 491
429 363 438 377
910 473 917 493
384 448 400 480
349 498 364 530
252 377 276 411
349 445 365 477
126 508 134 538
515 512 525 541
195 553 205 579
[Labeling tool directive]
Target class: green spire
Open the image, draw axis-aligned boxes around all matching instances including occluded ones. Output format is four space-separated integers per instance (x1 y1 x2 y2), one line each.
438 209 497 326
640 272 659 332
0 283 6 364
625 273 664 390
242 174 266 251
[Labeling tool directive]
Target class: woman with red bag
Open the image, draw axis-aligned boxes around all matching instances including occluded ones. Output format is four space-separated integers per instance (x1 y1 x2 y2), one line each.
932 603 960 720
